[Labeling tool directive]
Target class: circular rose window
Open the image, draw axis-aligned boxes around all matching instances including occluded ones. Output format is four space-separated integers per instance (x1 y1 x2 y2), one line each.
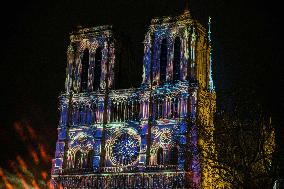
110 132 140 166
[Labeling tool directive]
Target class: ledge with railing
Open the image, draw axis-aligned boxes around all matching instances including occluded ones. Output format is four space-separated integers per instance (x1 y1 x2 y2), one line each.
53 164 180 176
52 170 197 189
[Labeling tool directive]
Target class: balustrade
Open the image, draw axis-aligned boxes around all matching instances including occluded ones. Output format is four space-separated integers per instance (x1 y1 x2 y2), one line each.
54 171 194 189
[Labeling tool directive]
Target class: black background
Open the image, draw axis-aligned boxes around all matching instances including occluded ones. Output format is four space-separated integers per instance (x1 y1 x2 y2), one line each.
0 0 283 179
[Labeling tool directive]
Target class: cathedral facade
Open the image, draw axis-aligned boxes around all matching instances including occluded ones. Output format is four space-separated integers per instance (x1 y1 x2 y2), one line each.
51 9 218 188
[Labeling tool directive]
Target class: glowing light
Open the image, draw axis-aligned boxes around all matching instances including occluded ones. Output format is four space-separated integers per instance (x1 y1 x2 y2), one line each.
13 122 26 141
29 147 39 165
51 9 218 189
16 156 27 172
3 120 55 188
39 143 51 163
9 161 30 189
41 171 48 180
27 125 37 140
0 167 13 189
110 132 140 166
31 179 40 189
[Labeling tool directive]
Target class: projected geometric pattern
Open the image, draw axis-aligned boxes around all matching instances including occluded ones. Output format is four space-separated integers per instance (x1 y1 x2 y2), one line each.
51 7 217 189
111 132 140 166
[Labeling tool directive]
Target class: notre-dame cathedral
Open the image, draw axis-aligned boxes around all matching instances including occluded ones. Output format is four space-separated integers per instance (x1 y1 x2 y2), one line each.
51 7 222 189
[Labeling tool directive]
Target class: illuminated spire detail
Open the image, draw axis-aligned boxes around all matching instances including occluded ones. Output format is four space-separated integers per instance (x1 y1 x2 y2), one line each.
208 17 211 43
183 0 191 15
208 16 214 91
185 0 189 12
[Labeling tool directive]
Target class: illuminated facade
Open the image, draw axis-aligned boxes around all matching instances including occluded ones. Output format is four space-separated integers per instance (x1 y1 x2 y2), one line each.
51 9 218 188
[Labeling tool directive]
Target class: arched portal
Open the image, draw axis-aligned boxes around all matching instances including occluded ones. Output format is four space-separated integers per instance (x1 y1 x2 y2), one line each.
170 146 179 165
74 150 82 168
157 147 164 165
87 150 94 169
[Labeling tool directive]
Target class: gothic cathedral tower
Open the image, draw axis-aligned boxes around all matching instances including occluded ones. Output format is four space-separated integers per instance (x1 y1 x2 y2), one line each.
51 9 219 189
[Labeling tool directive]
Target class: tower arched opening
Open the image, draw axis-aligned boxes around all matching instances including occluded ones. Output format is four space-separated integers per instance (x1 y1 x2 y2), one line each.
93 47 102 90
173 37 181 82
160 38 167 84
81 49 89 92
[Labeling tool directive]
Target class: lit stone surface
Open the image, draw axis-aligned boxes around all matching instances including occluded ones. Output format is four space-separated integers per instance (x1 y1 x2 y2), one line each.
51 8 224 189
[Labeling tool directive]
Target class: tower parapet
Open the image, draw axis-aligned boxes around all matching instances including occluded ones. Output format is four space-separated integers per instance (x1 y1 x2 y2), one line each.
142 10 212 92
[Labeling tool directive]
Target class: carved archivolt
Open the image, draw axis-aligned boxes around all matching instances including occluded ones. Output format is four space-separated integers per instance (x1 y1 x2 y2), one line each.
66 132 94 169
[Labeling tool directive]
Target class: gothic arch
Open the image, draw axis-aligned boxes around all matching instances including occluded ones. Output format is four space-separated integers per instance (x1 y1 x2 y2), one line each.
157 147 164 165
170 146 179 165
74 150 82 168
66 44 75 92
173 37 181 82
72 101 80 126
87 150 94 168
70 146 94 169
80 48 89 92
79 39 92 53
160 38 167 84
89 41 100 54
93 47 102 90
79 104 86 125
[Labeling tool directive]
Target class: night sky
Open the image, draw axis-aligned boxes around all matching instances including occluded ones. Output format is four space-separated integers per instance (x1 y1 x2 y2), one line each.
1 0 283 185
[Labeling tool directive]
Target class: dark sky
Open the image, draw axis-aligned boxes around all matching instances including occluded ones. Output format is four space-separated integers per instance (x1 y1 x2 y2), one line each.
0 0 283 180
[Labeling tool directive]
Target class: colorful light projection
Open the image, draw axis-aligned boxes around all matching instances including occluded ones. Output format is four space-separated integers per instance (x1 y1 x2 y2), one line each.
110 130 140 166
65 25 115 94
0 121 55 189
52 10 217 189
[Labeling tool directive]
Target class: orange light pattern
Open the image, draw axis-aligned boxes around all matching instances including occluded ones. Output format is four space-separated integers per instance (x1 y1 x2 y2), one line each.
16 156 27 172
41 171 48 180
13 121 27 141
9 161 30 189
0 121 55 189
39 143 52 163
27 125 38 140
0 167 13 189
28 147 40 165
47 180 56 189
32 179 40 189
